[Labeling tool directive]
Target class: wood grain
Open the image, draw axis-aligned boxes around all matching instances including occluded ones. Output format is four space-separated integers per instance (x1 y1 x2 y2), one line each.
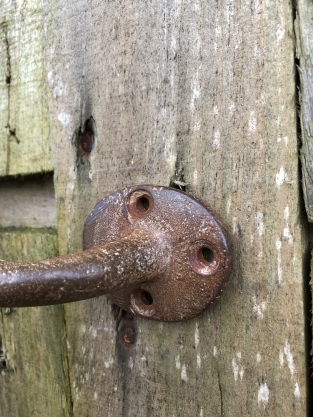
0 174 56 228
0 0 52 176
40 0 308 416
296 0 313 223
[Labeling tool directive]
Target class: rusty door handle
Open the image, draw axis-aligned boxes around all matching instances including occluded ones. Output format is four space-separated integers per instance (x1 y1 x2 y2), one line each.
0 186 232 321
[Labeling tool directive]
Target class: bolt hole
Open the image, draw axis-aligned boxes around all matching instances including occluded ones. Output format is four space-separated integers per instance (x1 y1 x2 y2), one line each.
200 247 214 264
136 196 150 212
127 190 154 218
141 290 153 305
189 241 219 275
130 289 156 317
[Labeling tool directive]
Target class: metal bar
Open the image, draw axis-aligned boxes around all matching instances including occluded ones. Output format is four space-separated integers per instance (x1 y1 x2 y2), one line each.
0 229 166 307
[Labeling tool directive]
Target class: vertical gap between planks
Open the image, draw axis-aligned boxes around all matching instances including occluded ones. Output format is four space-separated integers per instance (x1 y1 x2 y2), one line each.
293 2 313 415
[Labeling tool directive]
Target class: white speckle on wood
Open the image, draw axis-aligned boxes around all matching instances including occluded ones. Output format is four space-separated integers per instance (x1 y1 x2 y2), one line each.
276 167 288 187
213 346 218 357
94 392 98 400
276 24 285 41
283 225 293 244
213 130 220 149
52 74 65 98
181 364 188 381
229 102 235 114
197 353 201 369
128 357 134 370
256 353 261 363
200 407 203 417
258 383 269 406
213 105 219 115
284 340 295 376
294 382 300 398
232 217 239 234
284 136 289 145
283 205 293 243
58 111 71 127
104 357 114 369
279 350 284 367
175 355 181 370
232 358 239 382
191 86 200 110
276 237 283 284
252 295 267 319
164 135 176 172
194 122 201 132
255 211 264 236
239 369 244 380
236 352 242 359
195 322 200 348
227 197 232 214
249 111 257 132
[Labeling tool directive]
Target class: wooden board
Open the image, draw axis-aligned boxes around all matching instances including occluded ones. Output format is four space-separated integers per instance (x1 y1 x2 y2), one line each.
0 0 52 176
296 0 313 221
39 0 308 416
0 228 71 417
0 174 56 228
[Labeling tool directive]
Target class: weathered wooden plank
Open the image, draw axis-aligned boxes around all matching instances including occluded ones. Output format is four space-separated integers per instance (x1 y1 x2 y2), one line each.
0 174 56 228
41 0 307 416
0 0 52 176
296 1 313 221
0 228 71 417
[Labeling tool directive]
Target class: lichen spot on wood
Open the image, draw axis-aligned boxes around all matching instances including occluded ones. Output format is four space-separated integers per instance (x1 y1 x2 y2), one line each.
258 383 269 407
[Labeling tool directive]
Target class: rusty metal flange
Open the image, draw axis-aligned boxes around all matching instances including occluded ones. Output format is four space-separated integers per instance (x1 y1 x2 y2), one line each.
84 185 232 321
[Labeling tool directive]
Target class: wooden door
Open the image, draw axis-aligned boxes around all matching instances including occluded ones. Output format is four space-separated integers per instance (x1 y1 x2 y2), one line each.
0 0 312 416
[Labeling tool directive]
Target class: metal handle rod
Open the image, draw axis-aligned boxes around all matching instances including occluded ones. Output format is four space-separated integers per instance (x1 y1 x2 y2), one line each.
0 229 166 307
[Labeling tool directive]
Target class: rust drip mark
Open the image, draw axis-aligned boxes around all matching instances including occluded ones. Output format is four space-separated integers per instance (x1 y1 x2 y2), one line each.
122 328 136 344
77 117 95 163
120 311 136 345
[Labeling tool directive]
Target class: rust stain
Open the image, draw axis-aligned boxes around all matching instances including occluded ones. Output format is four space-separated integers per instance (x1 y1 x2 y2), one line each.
0 186 232 322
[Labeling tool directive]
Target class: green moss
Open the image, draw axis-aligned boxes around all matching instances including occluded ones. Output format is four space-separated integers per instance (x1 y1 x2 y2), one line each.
0 227 58 262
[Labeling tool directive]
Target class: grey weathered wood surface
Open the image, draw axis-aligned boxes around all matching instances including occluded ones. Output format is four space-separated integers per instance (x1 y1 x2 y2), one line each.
0 0 310 416
0 174 56 228
42 0 307 416
296 0 313 222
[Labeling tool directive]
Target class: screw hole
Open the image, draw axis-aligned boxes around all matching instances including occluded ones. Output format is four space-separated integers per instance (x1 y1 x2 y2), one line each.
130 289 156 317
200 247 214 264
127 190 154 218
189 241 219 275
137 196 150 212
141 290 153 305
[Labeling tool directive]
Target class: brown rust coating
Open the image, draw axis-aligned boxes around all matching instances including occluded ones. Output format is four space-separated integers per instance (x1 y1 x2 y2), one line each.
0 185 232 321
0 230 167 307
84 185 232 321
